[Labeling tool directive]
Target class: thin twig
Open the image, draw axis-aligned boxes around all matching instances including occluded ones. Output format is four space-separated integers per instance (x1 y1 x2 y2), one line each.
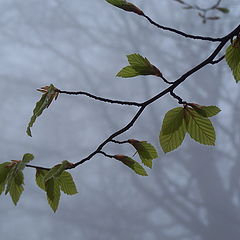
170 90 187 104
99 151 114 158
26 164 50 171
111 140 129 144
58 90 142 107
210 55 225 64
161 75 175 84
142 14 223 42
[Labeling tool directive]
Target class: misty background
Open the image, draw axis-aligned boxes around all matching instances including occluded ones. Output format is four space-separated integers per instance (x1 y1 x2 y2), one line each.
0 0 240 239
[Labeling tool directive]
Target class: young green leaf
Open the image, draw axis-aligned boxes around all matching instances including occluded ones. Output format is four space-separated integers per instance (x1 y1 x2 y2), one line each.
0 162 11 185
159 107 187 153
36 169 47 190
22 153 34 164
44 165 62 182
9 182 24 205
27 84 58 137
0 184 5 195
5 164 19 195
128 140 158 168
191 105 221 118
216 7 229 14
128 54 161 76
0 162 11 194
57 171 78 195
128 54 151 69
114 155 148 176
116 66 139 78
117 54 161 78
105 0 144 15
14 171 24 186
44 161 71 182
35 168 77 212
225 39 240 83
2 161 26 205
17 153 34 172
186 109 216 145
45 178 55 202
45 178 61 212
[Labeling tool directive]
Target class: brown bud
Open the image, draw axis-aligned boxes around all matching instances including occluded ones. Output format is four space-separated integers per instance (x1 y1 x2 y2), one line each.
114 155 127 160
121 3 144 16
151 65 162 77
128 139 139 144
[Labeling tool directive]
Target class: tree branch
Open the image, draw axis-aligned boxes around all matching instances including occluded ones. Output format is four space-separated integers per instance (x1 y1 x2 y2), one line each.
210 55 225 64
26 164 50 171
142 14 223 42
169 90 187 104
99 151 115 158
25 23 240 171
111 140 129 144
58 89 142 107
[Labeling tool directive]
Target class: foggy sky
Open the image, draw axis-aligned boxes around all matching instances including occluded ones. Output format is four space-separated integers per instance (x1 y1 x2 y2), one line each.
0 1 239 240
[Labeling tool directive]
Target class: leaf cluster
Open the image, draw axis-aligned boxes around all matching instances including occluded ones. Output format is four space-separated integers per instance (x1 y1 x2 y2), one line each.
159 105 221 153
114 140 158 175
35 161 77 212
117 54 162 78
0 153 34 205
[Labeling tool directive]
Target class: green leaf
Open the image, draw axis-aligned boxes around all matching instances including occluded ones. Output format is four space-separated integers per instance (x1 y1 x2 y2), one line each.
0 184 5 195
44 161 70 182
0 162 11 194
44 165 62 182
216 7 229 14
114 155 148 176
3 153 33 195
26 84 57 136
5 164 19 195
117 54 161 78
22 153 34 164
128 140 158 168
225 40 240 83
127 54 160 76
2 161 25 205
16 153 35 173
159 107 187 153
105 0 143 15
57 171 78 195
45 178 61 212
116 66 139 78
36 168 77 212
128 54 151 68
14 171 24 186
186 109 216 145
35 169 47 191
45 178 55 201
192 105 221 118
0 162 11 185
9 182 24 205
